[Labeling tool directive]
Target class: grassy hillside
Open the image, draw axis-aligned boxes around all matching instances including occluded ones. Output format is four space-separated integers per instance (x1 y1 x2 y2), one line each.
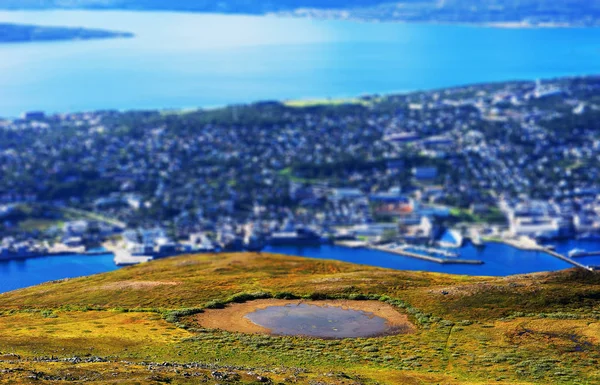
0 252 599 384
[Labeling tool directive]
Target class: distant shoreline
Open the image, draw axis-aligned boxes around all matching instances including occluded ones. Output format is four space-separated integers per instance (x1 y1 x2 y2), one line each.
270 12 595 29
0 7 597 30
0 22 134 44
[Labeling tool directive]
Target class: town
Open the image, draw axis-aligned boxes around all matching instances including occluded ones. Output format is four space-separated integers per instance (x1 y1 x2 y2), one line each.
1 76 600 268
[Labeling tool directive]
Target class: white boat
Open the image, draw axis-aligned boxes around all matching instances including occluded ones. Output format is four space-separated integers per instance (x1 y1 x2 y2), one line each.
577 233 600 241
469 229 485 247
269 227 322 246
568 249 587 258
439 230 464 248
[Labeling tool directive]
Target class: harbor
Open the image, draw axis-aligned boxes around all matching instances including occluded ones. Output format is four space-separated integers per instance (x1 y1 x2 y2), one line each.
542 248 595 272
370 244 484 265
3 238 600 294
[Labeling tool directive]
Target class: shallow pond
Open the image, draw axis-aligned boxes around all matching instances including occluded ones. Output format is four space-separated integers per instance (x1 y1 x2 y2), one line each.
245 303 394 338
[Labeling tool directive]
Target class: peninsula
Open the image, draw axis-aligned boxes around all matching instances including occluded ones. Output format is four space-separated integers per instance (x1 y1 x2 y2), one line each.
0 23 133 43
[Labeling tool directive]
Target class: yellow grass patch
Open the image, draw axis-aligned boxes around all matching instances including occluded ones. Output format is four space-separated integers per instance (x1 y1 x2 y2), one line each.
98 281 181 290
0 311 190 357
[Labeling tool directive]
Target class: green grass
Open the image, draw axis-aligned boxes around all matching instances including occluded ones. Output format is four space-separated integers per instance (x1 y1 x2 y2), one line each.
17 219 63 232
450 207 507 225
277 167 324 184
0 253 598 384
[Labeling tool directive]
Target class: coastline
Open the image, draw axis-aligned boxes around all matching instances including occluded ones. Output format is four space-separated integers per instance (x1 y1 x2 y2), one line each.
0 8 596 30
0 22 134 44
0 249 111 262
483 238 596 272
271 11 597 29
2 241 598 294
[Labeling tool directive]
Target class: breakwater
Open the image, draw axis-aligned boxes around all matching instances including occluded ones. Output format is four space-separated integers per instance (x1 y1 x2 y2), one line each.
542 249 594 272
369 245 484 265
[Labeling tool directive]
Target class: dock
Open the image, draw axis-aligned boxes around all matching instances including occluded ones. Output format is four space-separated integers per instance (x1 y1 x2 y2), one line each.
112 249 153 266
370 245 484 265
406 245 459 258
494 238 545 251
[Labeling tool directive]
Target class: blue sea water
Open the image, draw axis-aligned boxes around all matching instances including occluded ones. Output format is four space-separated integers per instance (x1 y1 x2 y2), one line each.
1 241 599 294
0 11 600 116
265 243 575 277
0 254 118 293
552 240 600 267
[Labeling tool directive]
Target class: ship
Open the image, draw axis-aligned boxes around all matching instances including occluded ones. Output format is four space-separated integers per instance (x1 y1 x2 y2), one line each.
244 235 266 252
568 248 600 258
269 227 322 246
568 249 587 258
577 232 600 241
218 232 244 252
468 229 486 248
189 233 216 253
439 229 464 249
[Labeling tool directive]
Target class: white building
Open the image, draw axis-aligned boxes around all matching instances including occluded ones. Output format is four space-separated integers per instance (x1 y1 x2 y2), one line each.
510 217 560 238
573 214 600 233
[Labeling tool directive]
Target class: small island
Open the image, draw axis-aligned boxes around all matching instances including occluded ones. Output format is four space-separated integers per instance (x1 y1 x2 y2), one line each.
0 23 134 43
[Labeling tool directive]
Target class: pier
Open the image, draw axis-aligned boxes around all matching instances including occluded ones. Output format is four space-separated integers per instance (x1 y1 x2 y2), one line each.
405 245 459 258
487 237 596 272
112 249 153 266
370 245 484 265
543 249 594 272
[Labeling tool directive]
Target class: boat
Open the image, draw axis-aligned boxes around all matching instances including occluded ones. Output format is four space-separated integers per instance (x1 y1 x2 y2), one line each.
468 229 486 248
218 233 244 252
568 249 587 258
269 227 322 246
13 243 45 259
113 249 153 266
244 235 266 252
439 229 464 249
568 249 600 258
577 232 600 241
196 237 216 253
154 240 182 258
189 233 216 253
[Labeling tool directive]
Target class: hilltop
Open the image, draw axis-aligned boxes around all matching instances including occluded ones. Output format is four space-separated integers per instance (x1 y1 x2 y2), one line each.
0 252 599 384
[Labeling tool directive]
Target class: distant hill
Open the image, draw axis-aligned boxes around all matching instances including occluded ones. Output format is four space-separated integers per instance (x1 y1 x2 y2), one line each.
1 0 599 26
0 252 599 383
0 23 133 43
0 0 400 12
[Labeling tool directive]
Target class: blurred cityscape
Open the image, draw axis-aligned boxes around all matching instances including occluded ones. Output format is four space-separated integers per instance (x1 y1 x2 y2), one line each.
1 76 600 267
